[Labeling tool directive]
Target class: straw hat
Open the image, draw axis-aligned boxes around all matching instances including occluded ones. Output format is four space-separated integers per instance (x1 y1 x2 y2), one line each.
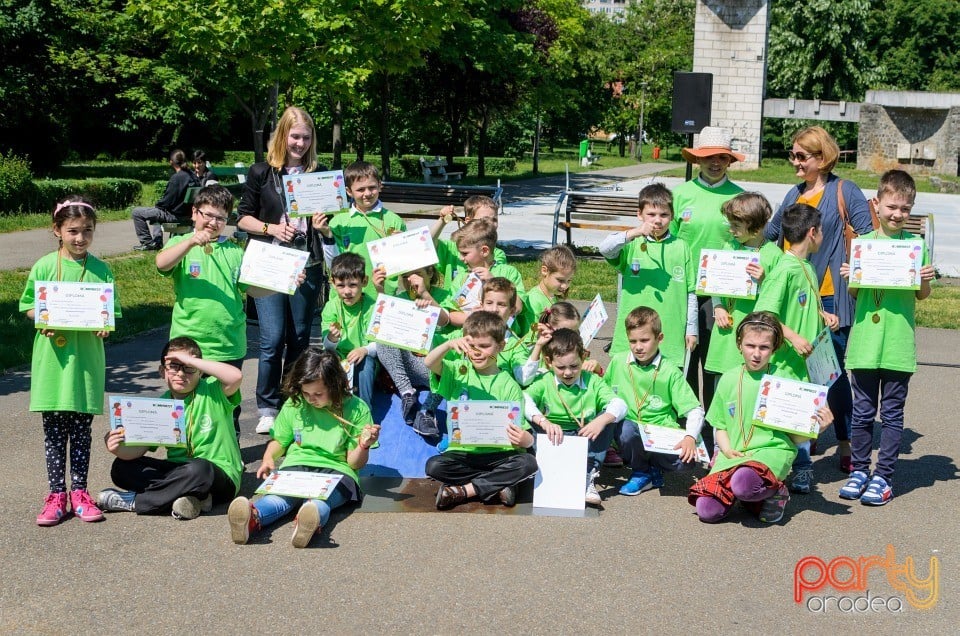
681 126 745 163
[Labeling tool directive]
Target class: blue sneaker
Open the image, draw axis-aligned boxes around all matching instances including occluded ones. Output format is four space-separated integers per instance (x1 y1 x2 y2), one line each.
838 470 869 500
650 466 664 488
619 471 654 496
860 475 893 506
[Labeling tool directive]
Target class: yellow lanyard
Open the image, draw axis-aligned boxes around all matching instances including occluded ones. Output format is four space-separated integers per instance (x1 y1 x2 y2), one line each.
625 356 662 421
355 209 389 239
56 250 88 282
788 252 825 316
552 380 586 429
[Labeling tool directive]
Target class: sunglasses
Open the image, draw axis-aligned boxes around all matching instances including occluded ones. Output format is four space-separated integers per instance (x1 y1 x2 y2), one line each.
163 362 199 375
788 150 821 162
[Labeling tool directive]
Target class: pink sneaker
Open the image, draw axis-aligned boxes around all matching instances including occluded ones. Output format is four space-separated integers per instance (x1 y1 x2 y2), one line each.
37 492 69 526
603 448 624 468
70 489 104 522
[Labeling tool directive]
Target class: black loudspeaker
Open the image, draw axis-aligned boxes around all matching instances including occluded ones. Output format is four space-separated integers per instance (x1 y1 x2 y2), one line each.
671 72 713 134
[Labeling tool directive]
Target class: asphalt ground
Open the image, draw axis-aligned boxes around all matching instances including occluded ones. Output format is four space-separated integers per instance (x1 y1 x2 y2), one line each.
1 163 957 633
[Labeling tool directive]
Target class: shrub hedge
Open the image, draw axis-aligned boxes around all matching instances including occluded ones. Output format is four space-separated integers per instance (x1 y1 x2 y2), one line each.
24 179 143 214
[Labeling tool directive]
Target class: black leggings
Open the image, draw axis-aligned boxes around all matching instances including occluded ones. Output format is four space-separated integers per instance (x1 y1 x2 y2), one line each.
42 411 94 493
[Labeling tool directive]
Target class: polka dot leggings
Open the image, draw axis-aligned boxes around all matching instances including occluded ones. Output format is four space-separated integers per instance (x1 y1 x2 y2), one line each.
42 411 93 493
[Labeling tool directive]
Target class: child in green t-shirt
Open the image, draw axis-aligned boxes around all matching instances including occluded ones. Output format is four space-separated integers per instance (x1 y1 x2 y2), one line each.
599 183 697 368
518 301 603 386
604 307 704 496
754 203 839 495
372 263 456 437
328 161 407 295
524 329 627 506
429 195 506 286
424 311 538 509
837 170 935 506
447 219 525 323
228 347 380 547
156 185 292 436
97 336 243 520
520 245 577 326
321 253 378 408
688 311 833 524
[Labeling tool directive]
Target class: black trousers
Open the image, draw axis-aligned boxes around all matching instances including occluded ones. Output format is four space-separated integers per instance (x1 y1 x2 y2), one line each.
111 456 235 515
425 451 538 500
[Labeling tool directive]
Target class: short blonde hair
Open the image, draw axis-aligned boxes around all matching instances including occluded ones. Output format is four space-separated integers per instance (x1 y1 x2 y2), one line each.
267 107 318 172
453 217 497 251
792 126 840 174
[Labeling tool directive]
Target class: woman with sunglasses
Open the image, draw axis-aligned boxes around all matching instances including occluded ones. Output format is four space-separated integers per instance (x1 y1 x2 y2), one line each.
764 125 874 483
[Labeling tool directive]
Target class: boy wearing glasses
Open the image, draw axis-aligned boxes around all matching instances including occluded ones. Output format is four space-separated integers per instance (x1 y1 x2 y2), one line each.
155 185 291 434
97 337 244 520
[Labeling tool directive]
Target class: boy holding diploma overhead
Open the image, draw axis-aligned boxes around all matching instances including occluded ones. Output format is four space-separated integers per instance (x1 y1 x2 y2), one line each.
604 307 705 496
98 337 243 520
321 253 378 407
424 311 538 510
838 170 935 506
754 203 838 495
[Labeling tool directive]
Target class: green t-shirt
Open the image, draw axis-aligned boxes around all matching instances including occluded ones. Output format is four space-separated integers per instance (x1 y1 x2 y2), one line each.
605 235 694 366
604 352 700 428
448 262 526 300
270 395 372 486
164 376 243 493
159 235 246 361
753 253 823 381
328 207 406 295
521 285 554 322
20 251 122 414
707 363 798 480
705 241 784 374
436 238 507 288
321 293 377 357
435 358 528 454
525 371 616 431
498 328 532 381
670 177 744 260
845 232 929 373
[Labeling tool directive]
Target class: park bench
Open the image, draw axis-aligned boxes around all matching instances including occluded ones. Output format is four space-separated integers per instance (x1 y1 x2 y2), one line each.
379 180 503 220
419 157 463 184
160 164 247 238
551 189 636 247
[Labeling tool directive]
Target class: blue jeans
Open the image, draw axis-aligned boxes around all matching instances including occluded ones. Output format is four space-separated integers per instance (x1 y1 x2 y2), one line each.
254 485 348 528
352 353 378 408
820 294 852 441
253 265 324 415
793 440 812 471
850 369 911 482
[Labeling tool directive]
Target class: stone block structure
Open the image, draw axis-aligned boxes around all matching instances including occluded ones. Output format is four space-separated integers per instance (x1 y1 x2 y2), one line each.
692 0 769 169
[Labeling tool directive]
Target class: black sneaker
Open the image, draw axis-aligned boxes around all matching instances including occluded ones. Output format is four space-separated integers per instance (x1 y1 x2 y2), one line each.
133 240 161 251
413 409 440 437
400 392 419 426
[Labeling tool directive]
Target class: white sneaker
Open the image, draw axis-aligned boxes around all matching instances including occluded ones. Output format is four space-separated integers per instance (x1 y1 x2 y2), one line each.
171 494 213 520
255 415 275 435
291 501 321 548
585 471 602 506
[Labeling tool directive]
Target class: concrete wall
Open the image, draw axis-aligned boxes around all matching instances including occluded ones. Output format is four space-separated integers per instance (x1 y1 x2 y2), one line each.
692 0 769 169
857 100 960 177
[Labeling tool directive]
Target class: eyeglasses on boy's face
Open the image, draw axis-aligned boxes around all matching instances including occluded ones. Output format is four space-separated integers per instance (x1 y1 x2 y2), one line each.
788 150 820 162
163 362 199 375
196 210 228 224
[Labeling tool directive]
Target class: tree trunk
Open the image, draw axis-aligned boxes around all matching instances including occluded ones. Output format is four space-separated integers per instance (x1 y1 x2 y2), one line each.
532 98 542 175
379 74 391 179
332 99 343 169
478 107 489 180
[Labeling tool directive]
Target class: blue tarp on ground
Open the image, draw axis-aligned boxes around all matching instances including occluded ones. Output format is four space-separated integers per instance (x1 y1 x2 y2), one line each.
361 390 443 478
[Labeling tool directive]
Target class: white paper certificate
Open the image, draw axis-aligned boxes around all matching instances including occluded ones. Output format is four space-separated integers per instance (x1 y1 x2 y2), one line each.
533 434 587 510
109 395 187 448
695 249 759 299
453 273 483 311
751 374 827 439
366 294 441 354
255 471 344 500
447 400 521 449
34 281 116 331
366 226 439 277
805 328 842 388
282 170 348 217
637 424 710 464
579 294 608 348
848 238 923 290
239 241 309 295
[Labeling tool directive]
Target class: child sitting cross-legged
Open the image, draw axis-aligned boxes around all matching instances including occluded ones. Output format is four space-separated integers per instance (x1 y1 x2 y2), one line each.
688 311 833 524
524 328 627 506
228 347 380 547
424 311 538 509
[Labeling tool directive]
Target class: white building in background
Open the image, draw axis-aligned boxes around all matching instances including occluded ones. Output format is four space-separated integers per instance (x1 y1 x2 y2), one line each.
582 0 630 17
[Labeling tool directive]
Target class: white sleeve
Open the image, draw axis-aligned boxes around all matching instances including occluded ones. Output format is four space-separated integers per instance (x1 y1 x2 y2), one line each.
686 292 699 337
365 342 378 358
683 406 705 439
523 393 544 423
604 396 628 422
598 231 629 260
322 240 340 271
322 335 338 352
516 359 542 386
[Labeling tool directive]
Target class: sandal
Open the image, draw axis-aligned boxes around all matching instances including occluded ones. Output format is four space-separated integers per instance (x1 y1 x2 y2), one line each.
435 484 469 510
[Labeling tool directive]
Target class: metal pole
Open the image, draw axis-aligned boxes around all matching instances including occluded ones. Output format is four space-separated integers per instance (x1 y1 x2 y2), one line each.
685 133 694 181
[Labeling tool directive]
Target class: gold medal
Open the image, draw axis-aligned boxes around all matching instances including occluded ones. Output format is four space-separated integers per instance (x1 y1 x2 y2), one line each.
443 214 453 223
55 335 67 348
203 244 213 255
641 243 647 252
872 313 880 324
458 364 468 375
